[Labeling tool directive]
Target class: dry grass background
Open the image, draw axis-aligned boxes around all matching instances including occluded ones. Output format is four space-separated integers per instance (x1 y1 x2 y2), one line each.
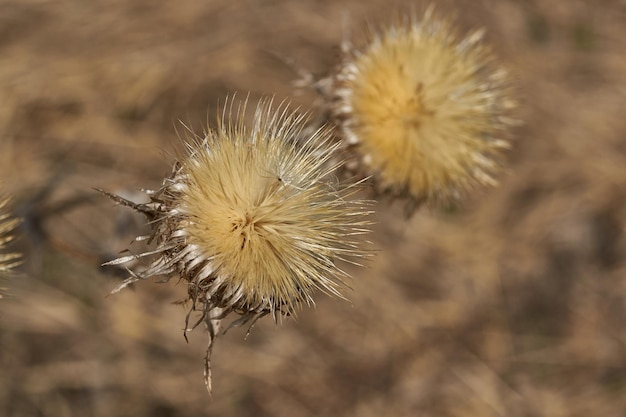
1 0 625 416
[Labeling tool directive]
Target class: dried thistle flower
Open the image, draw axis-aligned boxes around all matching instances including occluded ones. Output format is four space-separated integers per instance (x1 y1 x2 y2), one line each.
0 195 21 299
330 6 516 210
102 99 371 393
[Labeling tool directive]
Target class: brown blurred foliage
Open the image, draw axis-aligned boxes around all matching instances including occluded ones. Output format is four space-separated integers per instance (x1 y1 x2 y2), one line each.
1 0 626 416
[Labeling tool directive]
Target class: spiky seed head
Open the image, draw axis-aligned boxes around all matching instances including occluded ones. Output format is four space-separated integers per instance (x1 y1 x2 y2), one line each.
0 194 21 299
104 98 371 392
331 7 516 209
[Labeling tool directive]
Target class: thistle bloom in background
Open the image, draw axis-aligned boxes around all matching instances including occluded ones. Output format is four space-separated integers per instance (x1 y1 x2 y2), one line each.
102 99 371 393
331 7 516 211
0 195 22 299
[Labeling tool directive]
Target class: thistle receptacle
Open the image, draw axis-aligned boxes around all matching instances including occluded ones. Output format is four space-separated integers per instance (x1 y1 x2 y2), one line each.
0 194 21 299
103 99 371 392
330 6 516 210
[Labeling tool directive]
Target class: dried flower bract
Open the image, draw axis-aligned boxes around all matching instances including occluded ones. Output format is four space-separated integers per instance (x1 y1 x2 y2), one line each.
331 6 516 209
0 194 21 299
103 99 371 392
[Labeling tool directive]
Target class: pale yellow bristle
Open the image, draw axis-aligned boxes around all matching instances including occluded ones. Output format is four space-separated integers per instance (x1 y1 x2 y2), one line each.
178 102 371 314
333 9 516 207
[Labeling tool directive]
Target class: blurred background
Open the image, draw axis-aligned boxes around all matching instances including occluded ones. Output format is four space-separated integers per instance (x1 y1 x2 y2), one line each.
1 0 626 416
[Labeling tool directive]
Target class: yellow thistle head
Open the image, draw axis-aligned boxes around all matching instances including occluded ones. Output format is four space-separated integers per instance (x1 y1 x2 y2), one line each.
0 195 21 299
331 7 516 210
103 98 371 392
